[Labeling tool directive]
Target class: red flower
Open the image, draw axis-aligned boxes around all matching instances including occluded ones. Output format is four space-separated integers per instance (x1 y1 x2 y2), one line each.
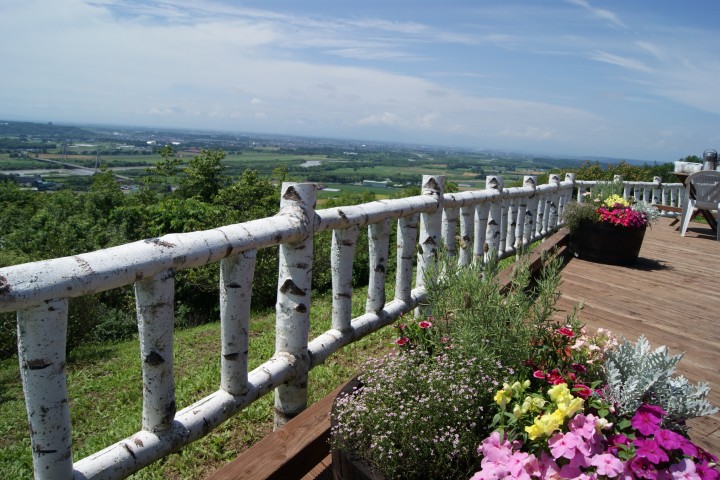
418 321 432 329
533 370 546 379
556 327 574 338
572 384 592 398
394 337 409 346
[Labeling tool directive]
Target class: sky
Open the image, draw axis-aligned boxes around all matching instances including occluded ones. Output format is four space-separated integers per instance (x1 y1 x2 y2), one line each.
1 0 719 162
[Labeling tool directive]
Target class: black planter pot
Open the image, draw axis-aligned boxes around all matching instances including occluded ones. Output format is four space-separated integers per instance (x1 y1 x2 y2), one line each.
569 221 647 266
331 377 386 480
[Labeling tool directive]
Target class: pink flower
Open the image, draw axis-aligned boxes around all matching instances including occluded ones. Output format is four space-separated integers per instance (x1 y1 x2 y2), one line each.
418 320 432 329
533 370 546 379
548 431 583 460
590 453 625 477
568 413 598 440
668 459 701 480
393 337 409 346
634 438 669 465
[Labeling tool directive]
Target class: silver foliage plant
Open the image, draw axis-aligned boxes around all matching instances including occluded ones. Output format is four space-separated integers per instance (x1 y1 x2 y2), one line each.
604 335 718 428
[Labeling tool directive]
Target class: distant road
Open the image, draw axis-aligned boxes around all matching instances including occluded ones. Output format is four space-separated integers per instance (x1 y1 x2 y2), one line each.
27 157 132 181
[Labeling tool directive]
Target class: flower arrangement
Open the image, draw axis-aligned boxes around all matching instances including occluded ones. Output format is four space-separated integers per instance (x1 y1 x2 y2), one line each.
471 335 719 479
563 183 659 233
330 256 719 479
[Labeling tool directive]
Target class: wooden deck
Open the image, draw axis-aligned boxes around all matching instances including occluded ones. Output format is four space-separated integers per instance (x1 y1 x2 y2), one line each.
555 216 720 456
207 216 720 479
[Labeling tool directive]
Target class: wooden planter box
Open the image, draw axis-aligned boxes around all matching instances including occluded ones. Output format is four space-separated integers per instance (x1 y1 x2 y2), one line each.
569 222 646 266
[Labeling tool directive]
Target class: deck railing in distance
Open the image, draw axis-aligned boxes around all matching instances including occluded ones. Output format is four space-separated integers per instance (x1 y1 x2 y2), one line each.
0 173 682 480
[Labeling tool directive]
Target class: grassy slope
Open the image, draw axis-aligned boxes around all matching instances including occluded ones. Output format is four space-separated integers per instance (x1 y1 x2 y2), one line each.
0 286 396 479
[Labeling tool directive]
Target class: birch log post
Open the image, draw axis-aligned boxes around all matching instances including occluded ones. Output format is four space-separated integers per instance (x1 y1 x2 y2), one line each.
652 176 662 204
415 175 445 316
332 226 359 331
546 174 561 231
395 215 418 306
220 249 256 396
136 271 176 432
366 219 391 314
441 205 459 257
485 175 503 262
522 176 538 248
274 182 315 428
17 299 73 480
474 202 490 264
458 204 474 266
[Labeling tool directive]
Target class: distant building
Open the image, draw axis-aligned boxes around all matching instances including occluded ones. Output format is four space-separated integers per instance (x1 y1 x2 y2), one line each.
362 179 392 188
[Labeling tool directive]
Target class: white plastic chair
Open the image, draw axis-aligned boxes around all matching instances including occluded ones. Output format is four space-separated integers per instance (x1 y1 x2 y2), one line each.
680 170 720 241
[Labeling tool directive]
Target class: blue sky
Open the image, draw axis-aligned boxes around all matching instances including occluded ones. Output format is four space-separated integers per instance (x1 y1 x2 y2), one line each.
1 0 719 162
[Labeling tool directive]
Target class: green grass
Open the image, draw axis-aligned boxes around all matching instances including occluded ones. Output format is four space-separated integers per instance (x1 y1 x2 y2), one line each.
0 286 396 479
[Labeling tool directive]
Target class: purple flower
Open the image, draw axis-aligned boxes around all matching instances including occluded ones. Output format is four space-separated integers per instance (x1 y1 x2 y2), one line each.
677 437 699 458
631 456 659 479
634 438 670 465
632 408 663 436
655 429 685 451
696 460 720 480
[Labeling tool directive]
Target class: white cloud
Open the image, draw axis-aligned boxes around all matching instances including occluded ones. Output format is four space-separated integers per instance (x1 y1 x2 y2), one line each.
590 51 653 73
565 0 626 28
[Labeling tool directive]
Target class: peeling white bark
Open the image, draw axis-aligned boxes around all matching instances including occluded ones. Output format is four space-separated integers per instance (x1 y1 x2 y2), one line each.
395 214 418 306
415 175 445 317
220 249 256 396
17 299 73 480
331 227 358 332
366 219 391 314
136 271 176 432
273 183 315 428
485 176 504 262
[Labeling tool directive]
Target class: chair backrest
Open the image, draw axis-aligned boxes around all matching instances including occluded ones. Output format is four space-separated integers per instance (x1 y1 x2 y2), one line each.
688 170 720 209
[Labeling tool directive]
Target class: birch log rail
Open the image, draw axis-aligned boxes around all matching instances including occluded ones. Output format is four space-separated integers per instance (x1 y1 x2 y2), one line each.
0 174 683 480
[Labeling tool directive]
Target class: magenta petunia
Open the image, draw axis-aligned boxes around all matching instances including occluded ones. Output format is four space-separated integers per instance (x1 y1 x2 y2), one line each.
695 460 720 480
634 438 669 465
533 370 546 379
630 456 659 480
655 429 685 450
632 409 662 436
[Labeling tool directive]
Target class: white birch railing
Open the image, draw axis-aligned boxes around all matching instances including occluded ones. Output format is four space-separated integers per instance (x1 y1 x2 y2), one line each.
575 175 685 212
0 173 681 479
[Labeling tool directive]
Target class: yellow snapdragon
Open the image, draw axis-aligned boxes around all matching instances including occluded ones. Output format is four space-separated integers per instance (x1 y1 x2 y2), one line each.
603 194 629 208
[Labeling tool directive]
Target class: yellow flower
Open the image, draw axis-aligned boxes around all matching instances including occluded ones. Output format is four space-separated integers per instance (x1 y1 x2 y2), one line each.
525 411 563 440
494 388 512 407
603 194 629 208
547 383 570 403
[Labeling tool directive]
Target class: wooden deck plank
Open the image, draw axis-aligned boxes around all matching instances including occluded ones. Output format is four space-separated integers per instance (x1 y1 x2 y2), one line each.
556 217 720 456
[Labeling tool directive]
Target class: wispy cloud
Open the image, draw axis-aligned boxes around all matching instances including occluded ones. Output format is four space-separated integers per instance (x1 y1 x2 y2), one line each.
565 0 626 28
590 51 653 73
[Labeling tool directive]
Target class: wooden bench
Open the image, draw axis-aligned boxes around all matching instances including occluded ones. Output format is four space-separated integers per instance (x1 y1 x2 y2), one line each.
652 204 682 226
